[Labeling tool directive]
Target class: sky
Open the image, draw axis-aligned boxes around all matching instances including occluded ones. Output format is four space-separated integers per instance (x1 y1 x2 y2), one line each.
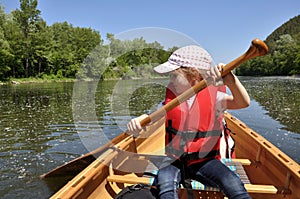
1 0 300 64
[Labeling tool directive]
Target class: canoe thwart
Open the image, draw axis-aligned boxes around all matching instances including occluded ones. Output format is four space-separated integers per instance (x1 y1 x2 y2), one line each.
244 184 277 194
229 158 252 166
107 174 152 185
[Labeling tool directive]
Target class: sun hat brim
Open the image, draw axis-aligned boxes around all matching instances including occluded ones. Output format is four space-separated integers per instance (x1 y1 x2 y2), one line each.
153 62 181 74
153 45 212 74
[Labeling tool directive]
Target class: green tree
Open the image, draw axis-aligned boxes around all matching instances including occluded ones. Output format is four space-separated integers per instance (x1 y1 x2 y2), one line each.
76 44 110 80
272 34 296 75
31 20 52 76
0 5 13 80
48 22 101 78
3 12 25 78
12 0 41 77
291 33 300 74
48 22 74 77
67 26 101 77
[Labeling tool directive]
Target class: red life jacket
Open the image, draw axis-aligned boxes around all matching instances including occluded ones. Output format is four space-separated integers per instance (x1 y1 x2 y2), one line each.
164 84 226 165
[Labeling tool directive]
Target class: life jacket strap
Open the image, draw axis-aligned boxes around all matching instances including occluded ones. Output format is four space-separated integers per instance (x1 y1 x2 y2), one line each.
166 122 222 140
165 147 220 161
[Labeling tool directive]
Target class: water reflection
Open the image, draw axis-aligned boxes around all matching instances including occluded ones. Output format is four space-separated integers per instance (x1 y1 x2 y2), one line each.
0 83 80 198
128 82 166 116
240 77 300 134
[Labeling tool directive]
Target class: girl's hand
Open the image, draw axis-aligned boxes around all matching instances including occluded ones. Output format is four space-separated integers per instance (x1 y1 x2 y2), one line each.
209 63 237 86
127 114 148 137
210 63 225 86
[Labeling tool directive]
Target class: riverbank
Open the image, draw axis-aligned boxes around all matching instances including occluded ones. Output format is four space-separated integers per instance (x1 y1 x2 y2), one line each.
0 76 165 85
1 75 299 86
0 77 76 85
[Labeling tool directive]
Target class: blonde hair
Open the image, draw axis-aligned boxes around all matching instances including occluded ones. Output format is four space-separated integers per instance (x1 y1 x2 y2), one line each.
176 67 202 84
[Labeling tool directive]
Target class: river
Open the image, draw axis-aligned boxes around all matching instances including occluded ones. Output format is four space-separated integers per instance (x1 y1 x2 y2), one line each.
0 77 299 198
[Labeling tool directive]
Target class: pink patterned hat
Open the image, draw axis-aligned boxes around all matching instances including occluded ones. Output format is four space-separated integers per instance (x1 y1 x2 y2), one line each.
154 45 212 74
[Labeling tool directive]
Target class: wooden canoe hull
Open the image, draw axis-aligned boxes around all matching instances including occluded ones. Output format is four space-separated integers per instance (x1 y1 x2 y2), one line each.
50 113 300 199
224 113 300 199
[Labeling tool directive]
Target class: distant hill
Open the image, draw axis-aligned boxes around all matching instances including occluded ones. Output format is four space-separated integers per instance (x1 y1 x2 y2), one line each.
265 15 300 53
236 15 300 76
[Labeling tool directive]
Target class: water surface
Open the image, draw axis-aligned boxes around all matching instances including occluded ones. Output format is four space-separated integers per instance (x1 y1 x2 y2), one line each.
0 77 299 198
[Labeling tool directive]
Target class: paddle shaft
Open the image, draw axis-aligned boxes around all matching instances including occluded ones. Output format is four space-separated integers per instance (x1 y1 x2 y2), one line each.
140 39 268 126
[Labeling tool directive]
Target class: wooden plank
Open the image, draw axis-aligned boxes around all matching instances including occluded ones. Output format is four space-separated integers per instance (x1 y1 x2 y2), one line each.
244 184 277 194
232 159 251 166
107 174 152 185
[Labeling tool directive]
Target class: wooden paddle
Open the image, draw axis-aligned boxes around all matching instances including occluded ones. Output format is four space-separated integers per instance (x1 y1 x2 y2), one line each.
140 38 268 126
41 39 268 178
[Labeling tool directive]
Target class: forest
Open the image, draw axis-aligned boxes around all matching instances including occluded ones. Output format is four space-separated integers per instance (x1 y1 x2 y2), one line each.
0 0 172 82
0 0 299 82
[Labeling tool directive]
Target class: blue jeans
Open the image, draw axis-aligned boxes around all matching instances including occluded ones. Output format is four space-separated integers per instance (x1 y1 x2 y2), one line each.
156 158 251 199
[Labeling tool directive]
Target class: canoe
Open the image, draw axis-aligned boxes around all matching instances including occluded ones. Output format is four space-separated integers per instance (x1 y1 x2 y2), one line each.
49 112 300 199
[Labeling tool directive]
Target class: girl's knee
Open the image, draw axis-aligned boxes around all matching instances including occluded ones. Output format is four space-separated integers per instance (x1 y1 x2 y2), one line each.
157 181 179 196
157 164 181 197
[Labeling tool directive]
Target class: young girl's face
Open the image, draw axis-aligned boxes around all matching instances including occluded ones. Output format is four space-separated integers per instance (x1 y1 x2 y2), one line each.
169 71 190 94
169 67 203 94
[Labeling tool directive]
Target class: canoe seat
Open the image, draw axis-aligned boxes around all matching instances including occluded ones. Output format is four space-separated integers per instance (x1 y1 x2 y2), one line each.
107 158 278 194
